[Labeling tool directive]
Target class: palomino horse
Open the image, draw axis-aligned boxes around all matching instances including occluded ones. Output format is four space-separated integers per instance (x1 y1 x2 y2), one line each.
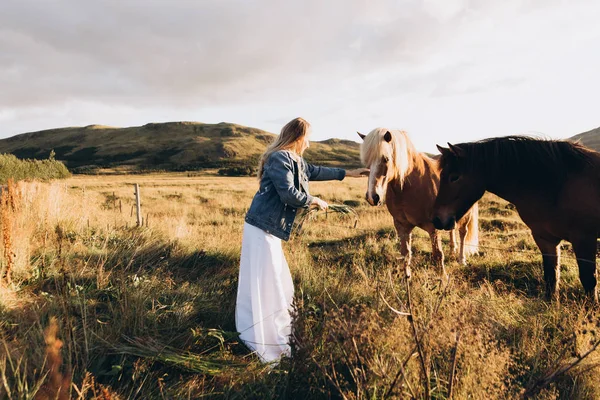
433 136 600 301
358 128 479 276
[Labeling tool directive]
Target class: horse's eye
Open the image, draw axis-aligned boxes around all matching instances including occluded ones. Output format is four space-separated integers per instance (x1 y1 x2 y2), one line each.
449 174 460 183
382 156 389 163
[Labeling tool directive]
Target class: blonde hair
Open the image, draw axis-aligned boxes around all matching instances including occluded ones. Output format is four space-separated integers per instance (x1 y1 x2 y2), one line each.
258 117 310 178
360 128 415 187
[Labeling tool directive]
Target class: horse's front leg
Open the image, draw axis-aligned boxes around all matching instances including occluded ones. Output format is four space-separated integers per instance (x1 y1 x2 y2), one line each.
449 229 458 256
457 225 468 266
532 233 561 301
572 236 598 302
426 226 446 278
393 220 413 278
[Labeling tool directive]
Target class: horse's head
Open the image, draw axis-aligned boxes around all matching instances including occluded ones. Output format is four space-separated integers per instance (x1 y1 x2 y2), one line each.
358 128 412 206
433 143 486 230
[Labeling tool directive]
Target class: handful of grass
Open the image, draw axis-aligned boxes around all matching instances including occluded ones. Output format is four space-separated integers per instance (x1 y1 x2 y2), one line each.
294 203 359 235
111 336 244 375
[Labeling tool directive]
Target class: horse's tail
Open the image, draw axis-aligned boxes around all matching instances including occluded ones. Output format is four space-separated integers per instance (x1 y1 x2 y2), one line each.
464 202 479 256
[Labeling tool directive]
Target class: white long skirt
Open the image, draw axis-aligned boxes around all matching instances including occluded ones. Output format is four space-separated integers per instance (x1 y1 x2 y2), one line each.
235 222 294 363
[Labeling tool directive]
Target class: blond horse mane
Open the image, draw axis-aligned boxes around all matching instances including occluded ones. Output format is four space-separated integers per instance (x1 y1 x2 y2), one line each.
360 128 420 187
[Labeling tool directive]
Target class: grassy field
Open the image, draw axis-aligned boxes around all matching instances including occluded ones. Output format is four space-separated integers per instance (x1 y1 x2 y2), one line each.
0 173 599 399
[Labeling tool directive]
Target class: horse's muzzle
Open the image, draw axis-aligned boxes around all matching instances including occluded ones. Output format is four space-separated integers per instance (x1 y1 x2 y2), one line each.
365 192 381 206
433 215 456 230
372 193 380 206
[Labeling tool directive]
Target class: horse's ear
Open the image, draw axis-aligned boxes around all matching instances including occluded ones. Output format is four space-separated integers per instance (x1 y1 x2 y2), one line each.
436 144 450 156
384 131 392 143
447 142 466 157
357 131 366 140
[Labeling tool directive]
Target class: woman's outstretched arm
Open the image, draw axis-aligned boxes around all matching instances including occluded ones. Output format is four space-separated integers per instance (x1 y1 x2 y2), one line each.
307 163 369 181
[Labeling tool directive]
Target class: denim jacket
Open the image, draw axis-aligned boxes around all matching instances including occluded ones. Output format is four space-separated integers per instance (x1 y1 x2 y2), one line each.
245 150 346 241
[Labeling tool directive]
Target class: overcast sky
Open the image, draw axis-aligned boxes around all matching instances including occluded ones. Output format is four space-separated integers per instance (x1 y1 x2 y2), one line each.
1 0 599 152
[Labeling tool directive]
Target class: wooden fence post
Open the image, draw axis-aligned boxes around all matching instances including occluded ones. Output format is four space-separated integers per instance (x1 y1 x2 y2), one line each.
134 184 143 227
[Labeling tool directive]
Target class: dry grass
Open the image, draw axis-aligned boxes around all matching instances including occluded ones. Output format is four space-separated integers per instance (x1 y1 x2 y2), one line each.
0 172 599 399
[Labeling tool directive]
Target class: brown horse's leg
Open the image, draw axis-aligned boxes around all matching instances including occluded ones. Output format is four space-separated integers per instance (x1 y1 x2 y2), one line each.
458 225 468 265
532 234 561 301
394 220 413 278
449 229 458 255
427 228 446 277
571 237 598 302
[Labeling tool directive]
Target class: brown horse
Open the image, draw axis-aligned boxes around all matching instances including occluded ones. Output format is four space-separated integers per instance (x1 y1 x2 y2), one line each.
358 128 479 276
433 136 600 301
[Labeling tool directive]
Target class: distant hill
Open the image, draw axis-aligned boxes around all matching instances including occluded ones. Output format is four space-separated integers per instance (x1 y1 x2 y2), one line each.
570 126 600 151
0 122 362 172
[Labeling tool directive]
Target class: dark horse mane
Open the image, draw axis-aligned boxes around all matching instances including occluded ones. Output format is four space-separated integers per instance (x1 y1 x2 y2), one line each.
442 136 599 192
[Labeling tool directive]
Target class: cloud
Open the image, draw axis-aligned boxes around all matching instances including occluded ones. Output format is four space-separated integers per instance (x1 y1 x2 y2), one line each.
0 0 599 145
0 0 448 109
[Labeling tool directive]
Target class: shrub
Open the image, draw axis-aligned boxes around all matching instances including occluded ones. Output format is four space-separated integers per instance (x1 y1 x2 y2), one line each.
217 165 256 176
0 153 70 183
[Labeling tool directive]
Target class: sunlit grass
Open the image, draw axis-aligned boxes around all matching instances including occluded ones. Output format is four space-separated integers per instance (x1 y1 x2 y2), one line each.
0 172 598 399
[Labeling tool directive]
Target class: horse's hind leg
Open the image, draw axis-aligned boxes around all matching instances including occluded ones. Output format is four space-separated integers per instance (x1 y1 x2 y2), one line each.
394 220 413 278
572 236 598 302
532 234 561 301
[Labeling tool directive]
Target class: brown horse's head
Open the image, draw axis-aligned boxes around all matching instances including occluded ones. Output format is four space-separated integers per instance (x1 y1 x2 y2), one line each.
358 128 414 206
433 143 486 230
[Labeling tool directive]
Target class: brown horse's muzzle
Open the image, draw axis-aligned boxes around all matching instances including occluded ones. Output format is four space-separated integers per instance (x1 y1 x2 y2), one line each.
433 215 456 230
365 192 381 206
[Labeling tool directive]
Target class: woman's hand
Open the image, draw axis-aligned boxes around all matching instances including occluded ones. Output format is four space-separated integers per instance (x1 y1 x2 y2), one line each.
311 197 328 210
345 168 370 178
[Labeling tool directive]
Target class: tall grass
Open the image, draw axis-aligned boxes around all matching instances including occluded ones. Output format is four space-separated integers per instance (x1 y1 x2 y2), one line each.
0 173 598 399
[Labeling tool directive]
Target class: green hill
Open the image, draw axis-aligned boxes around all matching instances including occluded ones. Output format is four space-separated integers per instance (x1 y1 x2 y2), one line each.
570 126 600 151
0 122 362 173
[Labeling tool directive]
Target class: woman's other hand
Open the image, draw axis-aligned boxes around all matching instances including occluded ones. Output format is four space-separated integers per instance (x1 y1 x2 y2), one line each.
311 197 328 210
345 168 370 178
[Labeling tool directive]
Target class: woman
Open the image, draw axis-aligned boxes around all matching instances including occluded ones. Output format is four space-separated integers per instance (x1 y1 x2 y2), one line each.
236 117 367 363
